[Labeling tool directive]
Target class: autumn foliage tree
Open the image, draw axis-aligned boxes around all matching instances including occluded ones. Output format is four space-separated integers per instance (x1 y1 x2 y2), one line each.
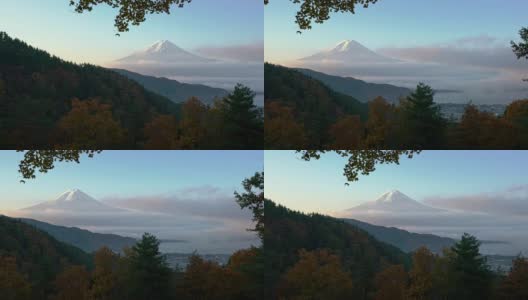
0 256 31 300
143 114 180 149
178 97 208 149
365 97 397 148
374 264 407 300
278 249 355 299
54 98 126 149
264 102 307 149
90 247 120 300
498 256 528 299
52 265 90 300
328 115 364 149
455 104 515 149
407 247 435 300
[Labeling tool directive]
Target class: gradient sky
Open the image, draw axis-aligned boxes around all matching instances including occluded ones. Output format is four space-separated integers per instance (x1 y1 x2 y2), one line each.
265 0 528 62
0 151 263 210
0 0 262 65
265 151 528 214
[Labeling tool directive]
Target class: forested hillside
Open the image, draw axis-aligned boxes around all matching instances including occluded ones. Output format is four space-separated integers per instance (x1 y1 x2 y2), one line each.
0 216 265 300
264 202 528 300
0 216 92 299
264 200 409 299
264 63 368 148
113 69 228 105
265 63 528 149
0 32 263 149
296 67 411 103
20 218 137 253
343 218 455 253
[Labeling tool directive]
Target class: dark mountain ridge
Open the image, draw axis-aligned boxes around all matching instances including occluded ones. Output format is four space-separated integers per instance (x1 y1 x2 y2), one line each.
19 217 137 253
0 31 180 148
265 200 409 298
343 218 455 254
295 67 411 103
113 68 228 104
0 215 92 298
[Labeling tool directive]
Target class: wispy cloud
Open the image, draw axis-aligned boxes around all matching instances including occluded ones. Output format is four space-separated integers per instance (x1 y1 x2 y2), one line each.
423 184 528 216
292 35 528 104
7 186 258 254
194 42 264 63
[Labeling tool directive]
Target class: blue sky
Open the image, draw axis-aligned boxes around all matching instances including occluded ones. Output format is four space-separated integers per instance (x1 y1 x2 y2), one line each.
265 0 528 62
265 151 528 213
0 150 263 210
0 0 262 65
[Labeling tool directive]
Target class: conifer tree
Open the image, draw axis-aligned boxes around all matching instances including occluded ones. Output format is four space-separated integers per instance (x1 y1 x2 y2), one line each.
223 84 263 149
127 233 171 300
400 83 446 148
450 233 492 300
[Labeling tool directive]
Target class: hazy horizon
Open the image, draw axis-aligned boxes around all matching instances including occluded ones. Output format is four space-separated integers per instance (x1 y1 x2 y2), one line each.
0 151 263 254
265 151 528 255
265 0 528 104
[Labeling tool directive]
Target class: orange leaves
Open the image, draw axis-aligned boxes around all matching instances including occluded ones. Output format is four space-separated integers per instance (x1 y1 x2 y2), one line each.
53 265 90 300
143 114 179 149
328 115 363 149
265 101 307 149
54 98 126 149
374 265 407 300
0 256 31 300
278 249 355 299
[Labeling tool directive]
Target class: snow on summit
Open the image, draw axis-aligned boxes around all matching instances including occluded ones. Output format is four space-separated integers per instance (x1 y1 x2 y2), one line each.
116 40 215 64
20 189 124 213
299 39 399 64
346 190 442 213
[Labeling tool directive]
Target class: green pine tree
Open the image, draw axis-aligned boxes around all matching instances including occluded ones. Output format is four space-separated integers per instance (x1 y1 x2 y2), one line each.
127 233 171 300
400 83 446 148
223 84 263 149
450 233 492 300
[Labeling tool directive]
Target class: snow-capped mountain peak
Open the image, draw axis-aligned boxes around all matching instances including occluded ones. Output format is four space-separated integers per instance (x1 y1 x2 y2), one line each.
299 39 399 64
145 40 182 53
346 190 441 213
375 190 414 204
54 189 96 203
116 40 214 64
333 40 368 52
20 189 123 213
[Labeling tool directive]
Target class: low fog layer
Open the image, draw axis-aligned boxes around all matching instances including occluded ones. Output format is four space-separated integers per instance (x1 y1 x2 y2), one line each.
339 186 528 255
7 186 258 254
289 36 528 104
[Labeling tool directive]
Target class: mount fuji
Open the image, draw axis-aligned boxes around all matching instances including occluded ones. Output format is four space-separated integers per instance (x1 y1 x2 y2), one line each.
116 40 215 65
300 40 399 64
345 190 442 214
20 189 124 214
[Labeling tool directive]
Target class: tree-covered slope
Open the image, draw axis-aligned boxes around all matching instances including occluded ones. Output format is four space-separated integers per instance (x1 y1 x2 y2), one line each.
264 200 409 298
20 218 137 253
0 215 92 298
264 63 368 146
343 218 455 254
113 68 228 105
0 31 180 148
296 67 411 103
